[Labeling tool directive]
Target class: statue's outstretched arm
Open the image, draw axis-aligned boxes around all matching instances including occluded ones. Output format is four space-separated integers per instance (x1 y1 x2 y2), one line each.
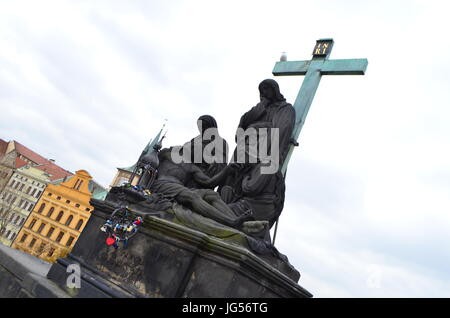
191 164 233 188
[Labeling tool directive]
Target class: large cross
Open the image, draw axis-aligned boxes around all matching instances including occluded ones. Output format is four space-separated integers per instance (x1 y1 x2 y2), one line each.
273 38 368 176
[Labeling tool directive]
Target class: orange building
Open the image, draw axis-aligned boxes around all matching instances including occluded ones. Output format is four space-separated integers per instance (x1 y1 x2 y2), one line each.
0 139 73 246
12 170 106 262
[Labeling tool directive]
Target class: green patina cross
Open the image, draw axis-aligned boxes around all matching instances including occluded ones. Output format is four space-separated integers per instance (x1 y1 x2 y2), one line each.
273 38 368 176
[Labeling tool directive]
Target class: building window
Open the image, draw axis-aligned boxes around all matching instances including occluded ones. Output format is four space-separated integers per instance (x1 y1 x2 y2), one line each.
19 199 24 207
28 204 33 212
73 179 83 191
47 207 55 218
20 218 25 226
65 215 73 227
66 200 70 204
29 238 36 248
19 183 25 191
26 187 31 195
85 208 90 212
10 232 16 241
9 180 15 188
23 202 29 210
56 211 64 222
20 233 28 243
75 204 80 208
29 218 37 230
14 215 20 224
56 196 61 200
36 190 42 198
75 219 84 231
38 242 46 253
37 223 46 234
46 227 55 238
55 231 64 243
66 236 75 247
47 248 55 257
47 193 52 196
38 203 45 214
31 189 36 196
14 182 20 190
5 230 11 238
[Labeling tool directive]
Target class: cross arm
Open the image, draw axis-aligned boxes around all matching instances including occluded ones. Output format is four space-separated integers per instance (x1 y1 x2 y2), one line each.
272 58 368 76
321 58 368 75
272 60 311 76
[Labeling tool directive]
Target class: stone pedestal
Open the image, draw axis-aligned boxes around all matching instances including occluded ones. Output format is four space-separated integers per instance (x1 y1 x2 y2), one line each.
46 200 312 298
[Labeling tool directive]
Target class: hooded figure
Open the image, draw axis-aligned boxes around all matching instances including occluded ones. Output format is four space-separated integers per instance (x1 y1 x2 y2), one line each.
235 79 295 167
183 115 228 188
218 80 295 235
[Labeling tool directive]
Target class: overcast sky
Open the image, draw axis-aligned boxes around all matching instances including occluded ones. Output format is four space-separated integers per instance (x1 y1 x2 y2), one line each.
1 0 450 297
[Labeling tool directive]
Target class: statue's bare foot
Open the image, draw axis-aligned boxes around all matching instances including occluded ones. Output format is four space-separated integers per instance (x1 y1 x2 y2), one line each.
242 220 269 234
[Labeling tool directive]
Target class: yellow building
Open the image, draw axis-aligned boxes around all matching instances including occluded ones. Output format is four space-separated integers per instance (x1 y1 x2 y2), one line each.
12 170 106 262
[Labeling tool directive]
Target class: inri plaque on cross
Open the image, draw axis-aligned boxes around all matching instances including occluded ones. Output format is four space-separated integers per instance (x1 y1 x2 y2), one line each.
272 38 368 175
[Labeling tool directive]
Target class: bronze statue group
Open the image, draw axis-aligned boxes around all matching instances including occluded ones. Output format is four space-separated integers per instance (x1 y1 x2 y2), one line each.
118 79 295 247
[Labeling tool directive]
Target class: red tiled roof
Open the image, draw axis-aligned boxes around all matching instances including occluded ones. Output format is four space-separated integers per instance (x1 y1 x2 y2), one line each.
12 140 73 180
34 163 73 181
15 157 27 169
13 140 49 165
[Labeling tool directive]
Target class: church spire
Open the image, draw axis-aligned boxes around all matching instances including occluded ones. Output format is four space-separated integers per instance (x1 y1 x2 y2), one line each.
142 121 166 155
117 121 167 173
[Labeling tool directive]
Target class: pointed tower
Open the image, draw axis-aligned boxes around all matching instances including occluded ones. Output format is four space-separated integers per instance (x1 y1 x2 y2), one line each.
109 124 166 188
